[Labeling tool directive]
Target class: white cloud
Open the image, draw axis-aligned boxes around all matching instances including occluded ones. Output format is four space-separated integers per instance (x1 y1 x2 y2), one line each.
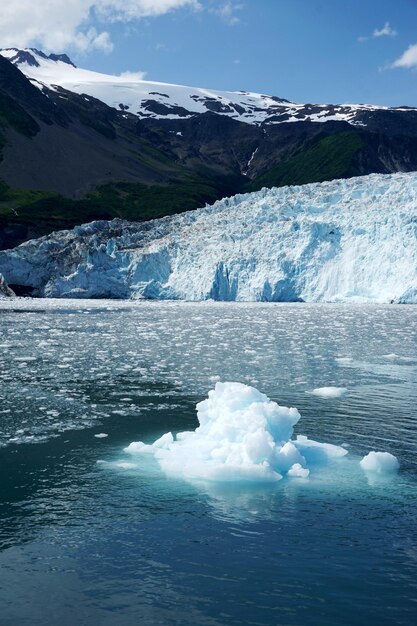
373 22 397 38
0 1 200 53
96 0 201 21
73 28 114 53
212 2 243 26
118 69 147 80
358 21 397 43
391 43 417 69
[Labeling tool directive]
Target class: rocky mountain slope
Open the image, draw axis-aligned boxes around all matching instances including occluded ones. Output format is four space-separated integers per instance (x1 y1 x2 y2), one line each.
1 172 415 303
3 48 413 127
2 48 417 249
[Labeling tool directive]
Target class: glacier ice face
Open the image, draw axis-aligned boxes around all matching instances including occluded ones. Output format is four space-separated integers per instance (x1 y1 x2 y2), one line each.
0 273 14 298
0 172 416 303
124 382 348 483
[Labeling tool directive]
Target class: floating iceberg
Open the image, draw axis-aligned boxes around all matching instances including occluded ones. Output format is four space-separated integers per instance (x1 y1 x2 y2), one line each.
360 451 400 475
311 387 348 398
125 382 348 483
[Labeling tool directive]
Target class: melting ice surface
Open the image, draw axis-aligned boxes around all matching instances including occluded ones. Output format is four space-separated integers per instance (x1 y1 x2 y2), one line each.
125 382 348 482
310 386 348 398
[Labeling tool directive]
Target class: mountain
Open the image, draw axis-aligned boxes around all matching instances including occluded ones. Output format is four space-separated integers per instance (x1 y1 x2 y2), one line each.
1 172 416 303
2 48 417 249
2 47 412 127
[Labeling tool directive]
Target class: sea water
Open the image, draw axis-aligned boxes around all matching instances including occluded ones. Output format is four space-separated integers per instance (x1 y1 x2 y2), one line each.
0 301 416 625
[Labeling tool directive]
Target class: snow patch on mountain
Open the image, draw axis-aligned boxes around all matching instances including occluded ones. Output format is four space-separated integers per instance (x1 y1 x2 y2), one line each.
0 173 416 303
1 48 414 127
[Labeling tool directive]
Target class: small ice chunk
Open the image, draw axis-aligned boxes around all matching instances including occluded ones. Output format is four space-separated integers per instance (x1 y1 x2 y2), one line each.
114 462 137 469
360 451 400 475
295 435 348 464
125 432 174 455
152 432 174 449
94 433 108 438
288 463 310 478
310 387 347 398
125 441 151 454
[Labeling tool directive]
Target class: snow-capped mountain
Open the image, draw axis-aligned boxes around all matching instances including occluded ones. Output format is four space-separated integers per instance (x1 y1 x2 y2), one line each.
1 47 414 127
2 48 417 251
1 173 416 303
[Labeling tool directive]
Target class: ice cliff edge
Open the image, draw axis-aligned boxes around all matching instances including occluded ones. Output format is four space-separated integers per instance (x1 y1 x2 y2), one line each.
0 173 416 303
0 273 14 298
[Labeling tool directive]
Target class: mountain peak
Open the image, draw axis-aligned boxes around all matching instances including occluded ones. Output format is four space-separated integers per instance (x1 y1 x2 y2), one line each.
1 47 415 129
48 53 76 67
0 48 76 69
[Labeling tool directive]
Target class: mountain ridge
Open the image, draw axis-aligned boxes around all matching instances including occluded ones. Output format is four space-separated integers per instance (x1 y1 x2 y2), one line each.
1 49 417 249
2 47 415 127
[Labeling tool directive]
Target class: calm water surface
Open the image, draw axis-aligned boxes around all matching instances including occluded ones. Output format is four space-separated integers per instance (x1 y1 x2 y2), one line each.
0 301 416 626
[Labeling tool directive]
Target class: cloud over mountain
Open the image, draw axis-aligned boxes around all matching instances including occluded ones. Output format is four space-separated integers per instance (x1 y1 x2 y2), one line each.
0 0 200 52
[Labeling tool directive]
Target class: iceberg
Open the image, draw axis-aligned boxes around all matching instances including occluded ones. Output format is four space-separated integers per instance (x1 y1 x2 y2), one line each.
360 451 400 475
311 387 348 398
124 382 348 483
0 172 416 302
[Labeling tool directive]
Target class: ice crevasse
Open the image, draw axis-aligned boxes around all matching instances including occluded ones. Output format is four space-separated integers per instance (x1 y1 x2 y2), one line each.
0 172 416 302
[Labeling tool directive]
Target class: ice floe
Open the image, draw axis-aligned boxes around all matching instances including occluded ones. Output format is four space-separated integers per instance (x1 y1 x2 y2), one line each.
310 387 348 398
360 451 400 475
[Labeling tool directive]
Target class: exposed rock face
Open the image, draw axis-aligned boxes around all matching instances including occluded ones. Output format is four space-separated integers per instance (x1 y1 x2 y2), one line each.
0 173 415 303
3 47 417 128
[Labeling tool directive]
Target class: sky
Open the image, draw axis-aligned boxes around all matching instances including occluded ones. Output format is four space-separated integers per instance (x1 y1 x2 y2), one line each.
2 0 417 106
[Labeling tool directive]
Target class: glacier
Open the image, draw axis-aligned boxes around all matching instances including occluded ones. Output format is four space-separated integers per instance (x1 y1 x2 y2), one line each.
0 273 14 298
0 172 416 303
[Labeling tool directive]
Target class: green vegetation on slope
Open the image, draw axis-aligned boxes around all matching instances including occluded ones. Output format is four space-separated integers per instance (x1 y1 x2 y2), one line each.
248 132 365 191
0 129 368 249
0 177 226 243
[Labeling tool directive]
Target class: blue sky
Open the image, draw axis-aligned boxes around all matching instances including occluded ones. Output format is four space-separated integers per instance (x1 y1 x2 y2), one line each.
2 0 417 106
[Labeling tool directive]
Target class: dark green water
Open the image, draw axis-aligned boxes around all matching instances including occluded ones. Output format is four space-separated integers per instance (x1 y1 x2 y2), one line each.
0 301 416 625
